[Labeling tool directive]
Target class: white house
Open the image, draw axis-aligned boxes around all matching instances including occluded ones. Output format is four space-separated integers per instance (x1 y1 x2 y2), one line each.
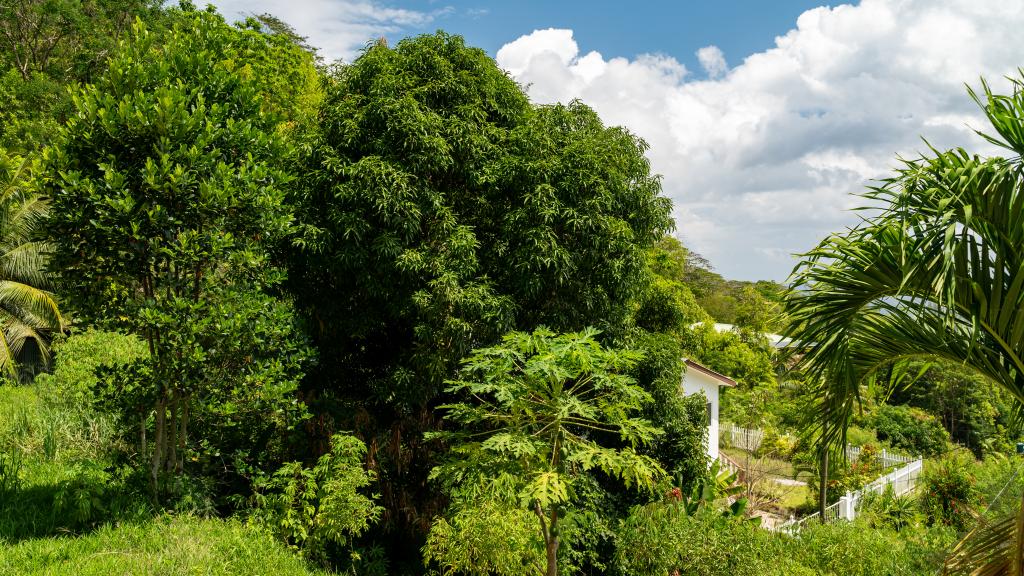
681 359 736 462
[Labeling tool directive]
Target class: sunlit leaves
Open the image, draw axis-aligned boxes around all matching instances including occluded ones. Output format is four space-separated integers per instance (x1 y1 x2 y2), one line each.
782 73 1024 574
429 328 663 566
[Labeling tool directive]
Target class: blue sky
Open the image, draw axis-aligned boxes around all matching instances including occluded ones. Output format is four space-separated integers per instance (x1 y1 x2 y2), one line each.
209 0 1024 281
393 1 828 75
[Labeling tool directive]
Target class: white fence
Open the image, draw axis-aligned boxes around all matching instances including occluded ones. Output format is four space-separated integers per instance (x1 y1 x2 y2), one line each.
844 445 917 468
720 422 764 452
721 422 916 469
775 458 923 534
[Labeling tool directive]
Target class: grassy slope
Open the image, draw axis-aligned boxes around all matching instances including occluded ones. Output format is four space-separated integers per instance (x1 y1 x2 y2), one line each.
0 383 324 575
1 516 328 576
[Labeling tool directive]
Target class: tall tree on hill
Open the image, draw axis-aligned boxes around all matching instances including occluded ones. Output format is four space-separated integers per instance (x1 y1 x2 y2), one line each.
783 73 1024 574
288 32 673 558
41 9 319 499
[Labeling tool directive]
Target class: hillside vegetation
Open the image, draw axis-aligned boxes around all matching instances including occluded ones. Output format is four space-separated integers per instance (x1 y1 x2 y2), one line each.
0 1 1022 575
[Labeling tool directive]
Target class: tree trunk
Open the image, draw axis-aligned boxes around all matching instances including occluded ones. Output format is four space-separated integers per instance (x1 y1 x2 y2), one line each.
139 411 147 460
151 397 165 502
818 447 829 522
167 393 177 475
535 503 559 576
178 397 188 474
545 510 559 576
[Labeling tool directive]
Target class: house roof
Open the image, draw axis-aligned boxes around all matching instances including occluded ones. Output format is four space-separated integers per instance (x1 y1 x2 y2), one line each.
684 359 737 387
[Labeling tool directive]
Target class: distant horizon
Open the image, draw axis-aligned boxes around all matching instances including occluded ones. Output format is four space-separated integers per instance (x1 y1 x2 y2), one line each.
208 0 1024 281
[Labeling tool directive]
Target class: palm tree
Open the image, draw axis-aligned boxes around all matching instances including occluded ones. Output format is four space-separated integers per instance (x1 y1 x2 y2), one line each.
0 150 62 378
782 73 1024 575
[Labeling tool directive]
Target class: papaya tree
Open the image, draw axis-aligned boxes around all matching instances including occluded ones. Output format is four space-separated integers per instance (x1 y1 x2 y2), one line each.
426 328 664 576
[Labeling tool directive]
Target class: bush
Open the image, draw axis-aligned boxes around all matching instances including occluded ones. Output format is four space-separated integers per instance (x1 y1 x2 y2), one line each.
35 329 148 406
845 426 877 448
873 404 950 457
919 451 978 530
250 434 382 567
423 497 544 576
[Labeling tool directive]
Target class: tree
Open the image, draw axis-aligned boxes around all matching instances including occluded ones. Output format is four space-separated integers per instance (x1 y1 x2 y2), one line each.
40 10 315 499
0 150 62 378
0 0 169 153
782 73 1024 574
288 32 672 554
427 328 664 576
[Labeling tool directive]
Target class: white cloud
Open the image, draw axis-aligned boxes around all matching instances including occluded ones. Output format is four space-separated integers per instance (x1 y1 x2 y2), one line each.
696 45 727 78
496 0 1024 280
207 0 449 62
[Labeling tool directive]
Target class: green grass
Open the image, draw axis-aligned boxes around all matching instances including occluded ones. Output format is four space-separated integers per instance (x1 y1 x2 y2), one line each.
775 483 809 511
0 515 328 575
0 384 325 575
722 447 812 481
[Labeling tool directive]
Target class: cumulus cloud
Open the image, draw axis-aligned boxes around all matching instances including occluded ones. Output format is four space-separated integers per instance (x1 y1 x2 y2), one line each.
696 45 728 78
207 0 450 62
496 0 1024 280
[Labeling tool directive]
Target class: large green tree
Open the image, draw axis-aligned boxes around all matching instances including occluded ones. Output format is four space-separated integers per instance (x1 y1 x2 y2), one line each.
783 74 1024 574
40 10 317 498
288 32 673 552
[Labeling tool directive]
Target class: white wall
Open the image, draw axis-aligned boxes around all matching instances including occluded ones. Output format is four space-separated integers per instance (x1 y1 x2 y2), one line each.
682 368 721 463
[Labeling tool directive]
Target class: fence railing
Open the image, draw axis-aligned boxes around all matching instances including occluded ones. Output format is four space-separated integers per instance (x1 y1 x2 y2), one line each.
720 422 764 452
844 445 916 468
721 422 916 468
775 458 923 534
718 451 744 481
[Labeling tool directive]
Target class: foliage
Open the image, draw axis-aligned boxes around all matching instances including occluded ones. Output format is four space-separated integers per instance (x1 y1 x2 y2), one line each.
861 485 920 530
617 507 952 576
888 360 1016 457
0 378 149 541
289 31 673 558
0 515 331 575
782 73 1024 574
615 508 796 576
919 451 978 531
40 10 315 499
668 459 753 519
0 150 63 377
35 329 148 406
423 497 546 576
871 404 950 457
0 0 172 153
629 332 708 486
637 237 711 334
429 328 664 576
251 434 382 567
682 323 775 389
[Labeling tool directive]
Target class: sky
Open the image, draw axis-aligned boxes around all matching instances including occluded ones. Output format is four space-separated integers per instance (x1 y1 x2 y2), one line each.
207 0 1024 281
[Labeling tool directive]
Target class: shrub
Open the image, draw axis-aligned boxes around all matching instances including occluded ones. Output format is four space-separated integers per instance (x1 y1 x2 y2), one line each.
35 330 148 406
423 497 544 576
873 404 950 457
919 451 978 530
615 507 806 576
251 434 382 566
